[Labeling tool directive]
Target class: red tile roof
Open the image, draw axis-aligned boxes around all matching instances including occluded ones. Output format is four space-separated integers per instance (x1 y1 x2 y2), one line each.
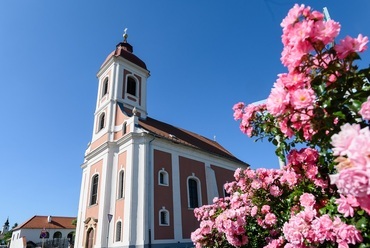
14 216 76 230
138 117 249 166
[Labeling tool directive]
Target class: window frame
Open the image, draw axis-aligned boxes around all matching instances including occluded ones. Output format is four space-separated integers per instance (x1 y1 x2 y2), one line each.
115 221 122 242
117 170 125 199
98 112 106 132
159 208 170 226
187 176 201 209
126 76 137 96
90 174 99 205
102 77 109 97
52 231 62 246
158 169 169 186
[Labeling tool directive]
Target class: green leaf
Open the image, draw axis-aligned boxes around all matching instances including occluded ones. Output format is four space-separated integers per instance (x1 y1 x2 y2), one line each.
333 111 345 119
351 99 363 112
356 217 368 229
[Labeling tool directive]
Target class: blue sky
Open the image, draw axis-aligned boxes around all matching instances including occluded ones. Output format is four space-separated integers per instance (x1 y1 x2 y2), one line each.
1 0 370 227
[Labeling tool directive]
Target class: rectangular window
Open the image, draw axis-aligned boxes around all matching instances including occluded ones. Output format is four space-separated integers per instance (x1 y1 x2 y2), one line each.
188 179 199 208
90 175 99 205
118 171 124 199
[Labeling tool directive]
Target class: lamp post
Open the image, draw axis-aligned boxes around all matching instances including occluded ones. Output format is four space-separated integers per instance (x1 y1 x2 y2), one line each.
107 214 113 248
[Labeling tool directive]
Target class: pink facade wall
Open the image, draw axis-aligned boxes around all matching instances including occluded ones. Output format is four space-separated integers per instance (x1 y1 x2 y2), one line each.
211 165 236 197
153 149 174 240
115 105 129 126
114 106 130 140
86 160 103 218
84 160 103 245
90 133 108 151
178 156 207 239
114 151 127 241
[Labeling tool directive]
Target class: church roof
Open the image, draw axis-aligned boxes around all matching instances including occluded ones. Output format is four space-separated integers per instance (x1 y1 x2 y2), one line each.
138 117 248 166
101 41 147 70
13 216 76 230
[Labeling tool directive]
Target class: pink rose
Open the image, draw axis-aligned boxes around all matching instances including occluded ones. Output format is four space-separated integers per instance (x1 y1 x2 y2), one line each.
266 81 289 116
264 213 277 226
335 194 359 217
261 205 271 214
334 34 369 59
331 123 360 156
359 96 370 120
299 193 316 208
290 88 315 109
335 168 370 197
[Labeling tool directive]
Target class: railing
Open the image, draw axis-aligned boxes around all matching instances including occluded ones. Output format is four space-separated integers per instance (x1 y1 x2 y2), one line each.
34 238 73 248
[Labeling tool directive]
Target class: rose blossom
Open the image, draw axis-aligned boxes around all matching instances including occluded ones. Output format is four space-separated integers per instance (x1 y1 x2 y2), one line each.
335 34 369 59
359 96 370 120
266 81 289 116
290 88 315 109
335 194 359 217
335 168 370 197
299 193 315 208
264 213 277 226
331 123 360 156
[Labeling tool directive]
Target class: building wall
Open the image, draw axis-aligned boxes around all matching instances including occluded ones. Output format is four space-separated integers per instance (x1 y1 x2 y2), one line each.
75 45 246 248
153 149 174 240
178 156 207 239
211 164 236 197
9 228 74 248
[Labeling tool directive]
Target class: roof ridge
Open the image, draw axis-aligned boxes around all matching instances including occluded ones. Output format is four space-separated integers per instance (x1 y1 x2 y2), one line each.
138 116 248 165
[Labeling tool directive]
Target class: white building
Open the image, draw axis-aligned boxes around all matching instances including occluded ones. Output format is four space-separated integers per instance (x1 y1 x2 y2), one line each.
74 33 248 248
9 215 75 248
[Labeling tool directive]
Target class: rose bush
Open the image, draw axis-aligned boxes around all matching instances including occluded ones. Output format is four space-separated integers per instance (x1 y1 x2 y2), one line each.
191 4 370 248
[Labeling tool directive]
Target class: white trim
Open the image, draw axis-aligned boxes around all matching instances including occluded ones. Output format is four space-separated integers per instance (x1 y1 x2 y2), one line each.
158 207 170 226
186 175 202 209
115 220 123 242
101 76 109 98
97 112 106 133
158 168 169 186
205 165 218 204
125 75 139 99
89 173 99 206
117 169 125 199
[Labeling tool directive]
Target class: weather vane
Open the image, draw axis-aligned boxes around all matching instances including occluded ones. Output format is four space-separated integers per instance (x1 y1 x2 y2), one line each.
123 28 128 42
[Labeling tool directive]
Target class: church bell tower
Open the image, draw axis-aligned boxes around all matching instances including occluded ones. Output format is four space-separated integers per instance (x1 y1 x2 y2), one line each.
75 29 151 248
90 29 150 147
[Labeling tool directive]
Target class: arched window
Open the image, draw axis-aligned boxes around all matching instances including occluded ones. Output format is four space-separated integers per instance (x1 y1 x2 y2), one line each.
159 208 170 226
90 174 99 205
188 177 201 209
67 232 74 246
115 221 122 242
122 122 127 135
158 169 169 186
127 76 136 96
86 228 94 248
98 113 105 131
52 231 62 246
118 170 125 199
102 77 109 96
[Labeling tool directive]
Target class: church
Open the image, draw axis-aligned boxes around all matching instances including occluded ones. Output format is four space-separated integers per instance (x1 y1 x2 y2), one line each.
74 31 248 248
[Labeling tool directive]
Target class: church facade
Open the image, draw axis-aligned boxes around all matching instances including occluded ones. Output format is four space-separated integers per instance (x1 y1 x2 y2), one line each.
74 33 248 248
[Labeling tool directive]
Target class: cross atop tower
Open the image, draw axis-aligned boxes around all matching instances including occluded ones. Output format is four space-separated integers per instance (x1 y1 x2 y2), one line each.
123 28 128 43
